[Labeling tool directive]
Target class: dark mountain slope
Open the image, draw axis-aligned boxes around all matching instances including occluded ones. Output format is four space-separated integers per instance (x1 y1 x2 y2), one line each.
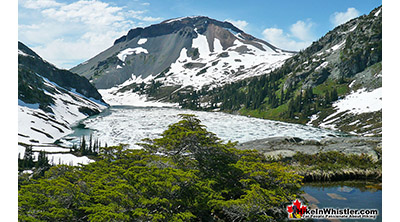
18 42 104 103
18 42 108 145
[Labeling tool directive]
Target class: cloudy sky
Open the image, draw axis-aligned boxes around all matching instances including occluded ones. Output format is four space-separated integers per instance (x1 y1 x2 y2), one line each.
18 0 381 69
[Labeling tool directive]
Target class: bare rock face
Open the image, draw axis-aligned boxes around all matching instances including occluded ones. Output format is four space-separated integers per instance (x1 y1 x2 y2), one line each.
236 136 381 160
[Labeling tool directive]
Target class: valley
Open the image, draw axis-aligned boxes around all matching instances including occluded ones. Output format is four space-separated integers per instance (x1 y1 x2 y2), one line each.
17 3 382 221
18 5 382 177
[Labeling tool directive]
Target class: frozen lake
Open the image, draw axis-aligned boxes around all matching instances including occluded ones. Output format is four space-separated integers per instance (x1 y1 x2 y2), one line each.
60 106 342 148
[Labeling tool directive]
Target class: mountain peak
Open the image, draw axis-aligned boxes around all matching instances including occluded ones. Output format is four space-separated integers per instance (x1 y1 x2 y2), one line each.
114 16 244 45
161 16 211 24
73 15 293 90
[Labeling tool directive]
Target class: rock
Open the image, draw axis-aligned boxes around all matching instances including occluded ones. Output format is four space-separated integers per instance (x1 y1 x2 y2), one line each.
338 186 354 193
327 193 347 200
236 136 381 160
263 150 297 158
301 193 320 204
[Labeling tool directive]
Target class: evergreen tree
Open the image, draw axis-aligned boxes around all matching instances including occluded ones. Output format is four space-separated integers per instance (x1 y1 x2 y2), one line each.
89 134 93 154
23 146 34 168
331 88 338 101
36 151 50 169
80 136 86 155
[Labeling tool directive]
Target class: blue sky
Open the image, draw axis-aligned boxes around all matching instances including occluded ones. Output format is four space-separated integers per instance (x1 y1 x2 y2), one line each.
18 0 381 69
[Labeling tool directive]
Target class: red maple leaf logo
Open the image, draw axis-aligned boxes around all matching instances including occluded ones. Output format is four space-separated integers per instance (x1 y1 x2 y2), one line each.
287 205 293 213
287 199 307 219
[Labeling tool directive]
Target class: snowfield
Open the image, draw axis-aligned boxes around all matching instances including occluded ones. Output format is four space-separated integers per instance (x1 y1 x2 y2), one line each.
99 89 178 107
332 87 382 115
311 87 382 132
98 74 179 107
159 33 292 89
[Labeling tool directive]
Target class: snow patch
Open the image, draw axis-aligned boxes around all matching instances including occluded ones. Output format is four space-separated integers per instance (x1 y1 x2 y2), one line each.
326 40 346 52
307 113 319 126
98 74 178 107
137 38 147 45
333 87 382 115
213 38 223 52
48 153 94 166
340 25 357 35
348 80 356 88
18 145 26 157
374 8 382 17
316 61 329 70
99 89 178 107
192 33 210 57
163 16 201 24
117 47 148 62
18 49 32 57
32 146 70 153
316 88 382 131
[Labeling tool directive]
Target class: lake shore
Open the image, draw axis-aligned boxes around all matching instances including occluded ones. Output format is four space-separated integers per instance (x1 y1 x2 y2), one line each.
236 136 382 182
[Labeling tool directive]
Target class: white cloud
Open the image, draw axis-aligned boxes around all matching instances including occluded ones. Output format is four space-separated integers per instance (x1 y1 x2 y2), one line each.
41 0 125 27
32 30 126 68
330 7 360 27
19 0 161 68
262 28 285 45
290 20 314 41
225 19 249 31
131 14 163 22
141 2 150 6
20 0 64 9
262 20 315 51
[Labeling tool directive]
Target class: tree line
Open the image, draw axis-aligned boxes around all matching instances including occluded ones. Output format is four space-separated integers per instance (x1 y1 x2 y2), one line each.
175 64 341 122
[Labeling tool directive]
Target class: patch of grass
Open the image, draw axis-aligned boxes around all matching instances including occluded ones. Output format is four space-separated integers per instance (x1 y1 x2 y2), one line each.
285 151 381 182
312 79 349 96
239 103 305 123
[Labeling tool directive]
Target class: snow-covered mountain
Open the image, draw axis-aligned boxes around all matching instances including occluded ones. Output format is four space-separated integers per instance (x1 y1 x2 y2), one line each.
302 6 382 136
70 16 294 105
18 42 108 147
185 6 382 137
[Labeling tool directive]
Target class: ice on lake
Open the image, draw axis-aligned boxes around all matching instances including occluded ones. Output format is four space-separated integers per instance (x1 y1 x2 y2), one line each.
61 106 342 148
